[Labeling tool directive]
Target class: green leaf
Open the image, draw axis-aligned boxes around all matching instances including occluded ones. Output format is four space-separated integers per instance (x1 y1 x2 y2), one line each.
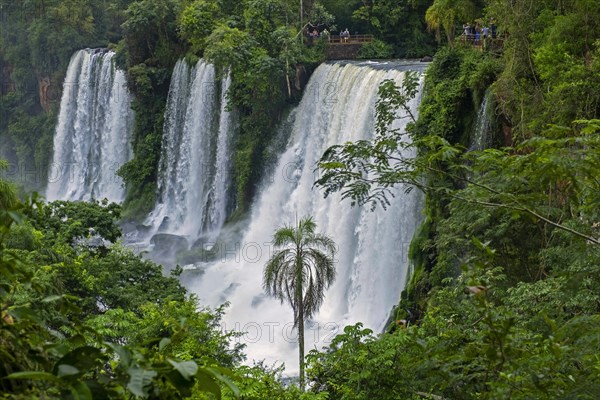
165 370 194 397
107 343 131 367
204 366 240 397
127 366 157 398
4 371 59 382
7 211 23 224
70 381 93 400
158 337 171 352
168 359 198 380
196 369 222 399
67 334 87 348
53 346 103 376
57 364 80 378
42 295 64 303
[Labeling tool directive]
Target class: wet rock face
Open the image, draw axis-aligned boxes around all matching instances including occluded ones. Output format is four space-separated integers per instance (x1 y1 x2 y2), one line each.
38 76 54 113
294 64 309 92
325 43 362 60
150 233 189 265
151 233 189 252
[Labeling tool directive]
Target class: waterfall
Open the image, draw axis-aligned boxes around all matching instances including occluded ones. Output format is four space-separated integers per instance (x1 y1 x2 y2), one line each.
188 61 425 374
470 90 494 151
146 60 234 243
206 73 234 238
46 49 134 202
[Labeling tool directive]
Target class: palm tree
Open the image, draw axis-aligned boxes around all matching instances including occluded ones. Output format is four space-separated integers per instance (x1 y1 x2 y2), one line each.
263 216 336 391
425 0 476 46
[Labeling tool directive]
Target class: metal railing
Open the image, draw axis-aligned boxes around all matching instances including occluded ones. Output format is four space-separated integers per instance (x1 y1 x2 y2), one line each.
327 34 374 44
459 33 504 53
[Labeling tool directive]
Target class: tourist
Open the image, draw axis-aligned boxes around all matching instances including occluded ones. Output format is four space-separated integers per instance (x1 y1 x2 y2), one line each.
463 23 470 36
482 26 490 39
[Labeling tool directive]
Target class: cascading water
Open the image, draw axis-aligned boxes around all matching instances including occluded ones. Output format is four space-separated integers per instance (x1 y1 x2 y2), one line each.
470 90 494 151
146 60 234 243
188 61 425 374
46 49 133 202
206 73 234 238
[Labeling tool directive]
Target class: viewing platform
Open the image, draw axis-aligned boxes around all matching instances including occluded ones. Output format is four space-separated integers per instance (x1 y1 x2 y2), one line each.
324 35 374 60
458 34 504 54
327 34 374 45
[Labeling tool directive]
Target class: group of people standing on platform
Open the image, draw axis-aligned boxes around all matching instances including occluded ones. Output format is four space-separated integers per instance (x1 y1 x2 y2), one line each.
340 28 350 42
462 19 497 46
304 24 352 45
304 23 331 44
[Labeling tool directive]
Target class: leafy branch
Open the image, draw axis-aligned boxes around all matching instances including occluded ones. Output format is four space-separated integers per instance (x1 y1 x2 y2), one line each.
314 74 600 245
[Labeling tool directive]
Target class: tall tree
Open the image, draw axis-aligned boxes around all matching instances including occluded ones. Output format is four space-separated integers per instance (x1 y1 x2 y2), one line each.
263 216 336 391
425 0 476 46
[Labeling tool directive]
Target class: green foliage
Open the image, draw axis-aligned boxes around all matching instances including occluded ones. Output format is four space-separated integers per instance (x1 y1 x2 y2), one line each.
487 0 600 140
121 0 181 66
307 249 600 399
357 39 394 59
0 161 324 398
28 199 122 246
204 26 258 71
65 248 187 315
321 0 366 33
425 0 477 45
225 363 328 399
307 2 337 31
0 169 248 398
352 0 436 57
415 47 501 143
179 0 223 53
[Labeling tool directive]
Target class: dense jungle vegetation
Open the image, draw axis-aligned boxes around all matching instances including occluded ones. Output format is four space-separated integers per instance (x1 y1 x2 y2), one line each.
1 0 600 398
0 0 434 215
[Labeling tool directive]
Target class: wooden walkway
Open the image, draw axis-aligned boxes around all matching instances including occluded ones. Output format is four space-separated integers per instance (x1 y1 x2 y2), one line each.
327 35 374 45
459 34 504 53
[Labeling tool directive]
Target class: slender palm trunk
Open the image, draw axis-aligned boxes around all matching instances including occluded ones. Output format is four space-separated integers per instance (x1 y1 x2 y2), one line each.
298 292 305 391
296 241 304 392
296 243 305 391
